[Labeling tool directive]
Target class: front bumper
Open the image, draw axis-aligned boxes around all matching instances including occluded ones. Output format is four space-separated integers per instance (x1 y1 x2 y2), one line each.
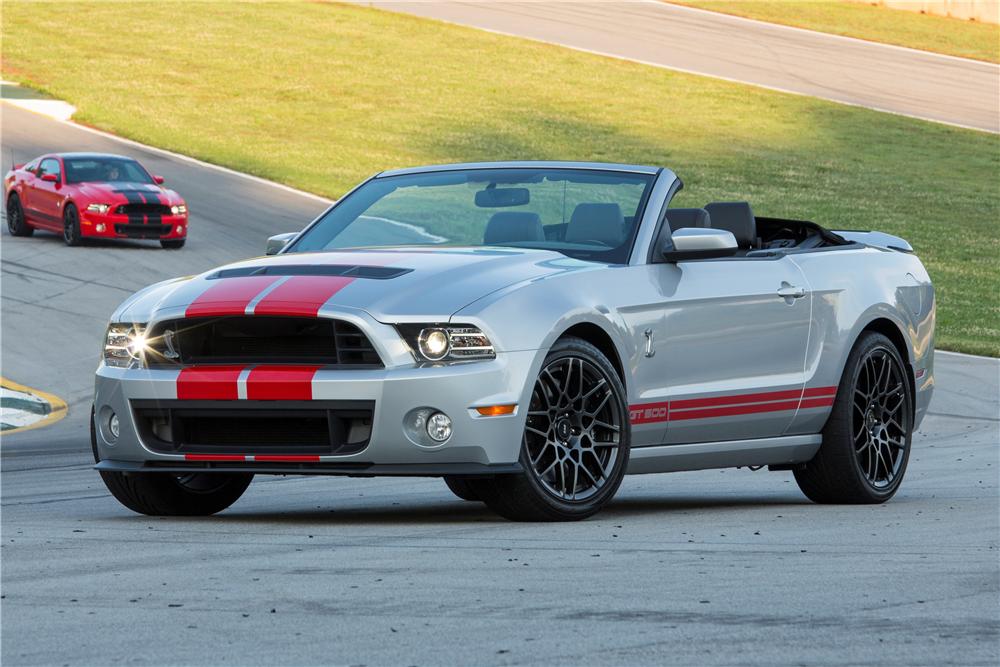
80 212 187 240
92 349 540 475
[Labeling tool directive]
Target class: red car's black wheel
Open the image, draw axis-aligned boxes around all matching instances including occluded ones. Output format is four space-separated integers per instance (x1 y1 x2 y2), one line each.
6 194 33 237
63 203 82 246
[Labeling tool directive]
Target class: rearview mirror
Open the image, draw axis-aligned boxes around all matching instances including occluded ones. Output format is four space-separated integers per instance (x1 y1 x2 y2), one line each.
660 228 738 262
475 187 530 208
40 173 59 183
153 175 165 185
266 232 297 255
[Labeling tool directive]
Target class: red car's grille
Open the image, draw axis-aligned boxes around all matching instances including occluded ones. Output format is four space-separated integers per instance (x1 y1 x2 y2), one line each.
116 203 172 216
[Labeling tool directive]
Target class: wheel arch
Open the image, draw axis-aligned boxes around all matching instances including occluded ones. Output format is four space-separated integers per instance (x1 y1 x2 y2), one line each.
554 321 626 390
854 315 917 415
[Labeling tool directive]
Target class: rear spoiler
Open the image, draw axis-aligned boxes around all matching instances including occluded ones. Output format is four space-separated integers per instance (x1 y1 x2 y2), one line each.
832 230 913 253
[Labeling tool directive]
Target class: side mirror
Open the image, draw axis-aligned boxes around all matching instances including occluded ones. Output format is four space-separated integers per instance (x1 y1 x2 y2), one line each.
40 173 59 183
153 175 165 185
660 228 738 262
266 232 297 255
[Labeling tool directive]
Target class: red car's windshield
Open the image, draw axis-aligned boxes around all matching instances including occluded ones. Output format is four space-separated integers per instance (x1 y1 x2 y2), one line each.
63 158 154 185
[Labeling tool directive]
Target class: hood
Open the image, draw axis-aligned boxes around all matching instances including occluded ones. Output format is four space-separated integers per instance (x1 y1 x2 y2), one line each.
75 181 182 205
117 247 601 323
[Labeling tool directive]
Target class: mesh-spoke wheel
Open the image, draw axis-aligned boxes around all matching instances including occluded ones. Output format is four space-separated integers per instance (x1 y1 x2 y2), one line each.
852 348 909 489
63 203 81 246
473 337 630 521
6 195 32 237
524 356 623 502
794 332 913 504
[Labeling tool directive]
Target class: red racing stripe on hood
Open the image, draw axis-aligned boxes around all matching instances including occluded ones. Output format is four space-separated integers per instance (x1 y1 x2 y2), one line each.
185 276 282 318
176 365 244 400
245 365 321 400
251 276 354 317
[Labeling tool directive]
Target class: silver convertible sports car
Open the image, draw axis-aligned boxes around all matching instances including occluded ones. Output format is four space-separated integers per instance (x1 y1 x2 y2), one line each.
92 162 935 521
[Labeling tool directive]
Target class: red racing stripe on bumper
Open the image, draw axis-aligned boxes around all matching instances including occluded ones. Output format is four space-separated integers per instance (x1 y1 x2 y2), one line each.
185 276 282 318
252 276 354 317
176 365 244 400
245 365 320 400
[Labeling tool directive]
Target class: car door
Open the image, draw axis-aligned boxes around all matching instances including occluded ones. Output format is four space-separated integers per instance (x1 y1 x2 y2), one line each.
627 254 812 444
32 158 64 229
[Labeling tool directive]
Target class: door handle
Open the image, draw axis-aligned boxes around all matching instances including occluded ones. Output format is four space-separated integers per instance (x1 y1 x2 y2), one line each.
777 283 806 299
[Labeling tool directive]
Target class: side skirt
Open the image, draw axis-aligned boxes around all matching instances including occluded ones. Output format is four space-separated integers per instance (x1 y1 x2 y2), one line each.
626 434 821 475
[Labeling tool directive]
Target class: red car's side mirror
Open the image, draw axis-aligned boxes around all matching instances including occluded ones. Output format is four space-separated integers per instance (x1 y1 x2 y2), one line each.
153 175 165 185
40 173 59 183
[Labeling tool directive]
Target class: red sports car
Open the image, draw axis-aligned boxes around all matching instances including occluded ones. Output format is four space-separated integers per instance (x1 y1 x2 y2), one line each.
4 152 188 248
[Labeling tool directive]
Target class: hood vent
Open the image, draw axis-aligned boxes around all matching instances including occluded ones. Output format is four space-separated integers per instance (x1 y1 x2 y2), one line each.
209 265 412 281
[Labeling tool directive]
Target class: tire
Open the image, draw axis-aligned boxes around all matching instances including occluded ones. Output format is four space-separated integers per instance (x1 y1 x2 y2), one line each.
443 476 481 501
99 470 253 516
474 337 630 521
794 331 913 504
63 203 81 246
160 239 186 249
6 194 33 237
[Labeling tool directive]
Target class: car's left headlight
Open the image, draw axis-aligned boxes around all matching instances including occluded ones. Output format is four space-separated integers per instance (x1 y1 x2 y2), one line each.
86 203 110 214
171 204 187 215
397 324 496 362
104 323 148 368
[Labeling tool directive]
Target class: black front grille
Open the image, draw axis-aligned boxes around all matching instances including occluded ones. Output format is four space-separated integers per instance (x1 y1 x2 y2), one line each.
116 203 172 216
133 399 374 455
145 316 382 367
115 223 172 238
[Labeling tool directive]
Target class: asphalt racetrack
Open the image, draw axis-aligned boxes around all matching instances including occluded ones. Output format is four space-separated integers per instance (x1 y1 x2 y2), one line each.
2 103 998 665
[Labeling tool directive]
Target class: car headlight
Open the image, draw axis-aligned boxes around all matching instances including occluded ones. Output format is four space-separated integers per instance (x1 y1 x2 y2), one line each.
104 323 148 368
398 324 496 362
170 204 187 215
86 203 110 214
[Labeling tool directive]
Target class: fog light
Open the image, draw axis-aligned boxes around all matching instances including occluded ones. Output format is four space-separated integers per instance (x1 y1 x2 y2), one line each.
108 412 119 439
95 223 106 233
426 412 452 442
176 225 184 234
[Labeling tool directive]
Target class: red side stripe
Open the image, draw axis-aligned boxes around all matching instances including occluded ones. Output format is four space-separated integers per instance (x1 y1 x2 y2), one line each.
184 454 246 461
176 366 244 400
670 388 803 410
627 386 839 424
802 386 838 397
670 399 801 421
186 276 282 318
245 365 320 400
252 276 354 317
798 396 837 409
253 455 321 462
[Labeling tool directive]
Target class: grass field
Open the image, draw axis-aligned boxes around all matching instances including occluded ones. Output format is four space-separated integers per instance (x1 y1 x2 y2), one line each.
670 1 1000 63
3 1 998 355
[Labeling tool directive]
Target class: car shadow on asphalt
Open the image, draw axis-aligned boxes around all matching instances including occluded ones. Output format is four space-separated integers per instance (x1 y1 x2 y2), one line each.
140 494 814 526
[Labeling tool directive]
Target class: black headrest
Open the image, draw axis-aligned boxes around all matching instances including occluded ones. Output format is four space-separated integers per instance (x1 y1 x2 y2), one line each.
484 212 544 245
565 203 624 246
704 201 756 247
664 208 711 232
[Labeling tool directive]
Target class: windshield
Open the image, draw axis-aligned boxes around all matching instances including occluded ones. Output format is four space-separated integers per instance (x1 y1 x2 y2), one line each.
288 168 655 263
64 157 154 184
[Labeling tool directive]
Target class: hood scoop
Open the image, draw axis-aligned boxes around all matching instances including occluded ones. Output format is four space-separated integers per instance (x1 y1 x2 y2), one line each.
209 264 413 281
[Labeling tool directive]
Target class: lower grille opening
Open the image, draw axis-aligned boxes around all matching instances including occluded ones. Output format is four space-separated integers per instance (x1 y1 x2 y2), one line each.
115 223 172 238
133 400 373 456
